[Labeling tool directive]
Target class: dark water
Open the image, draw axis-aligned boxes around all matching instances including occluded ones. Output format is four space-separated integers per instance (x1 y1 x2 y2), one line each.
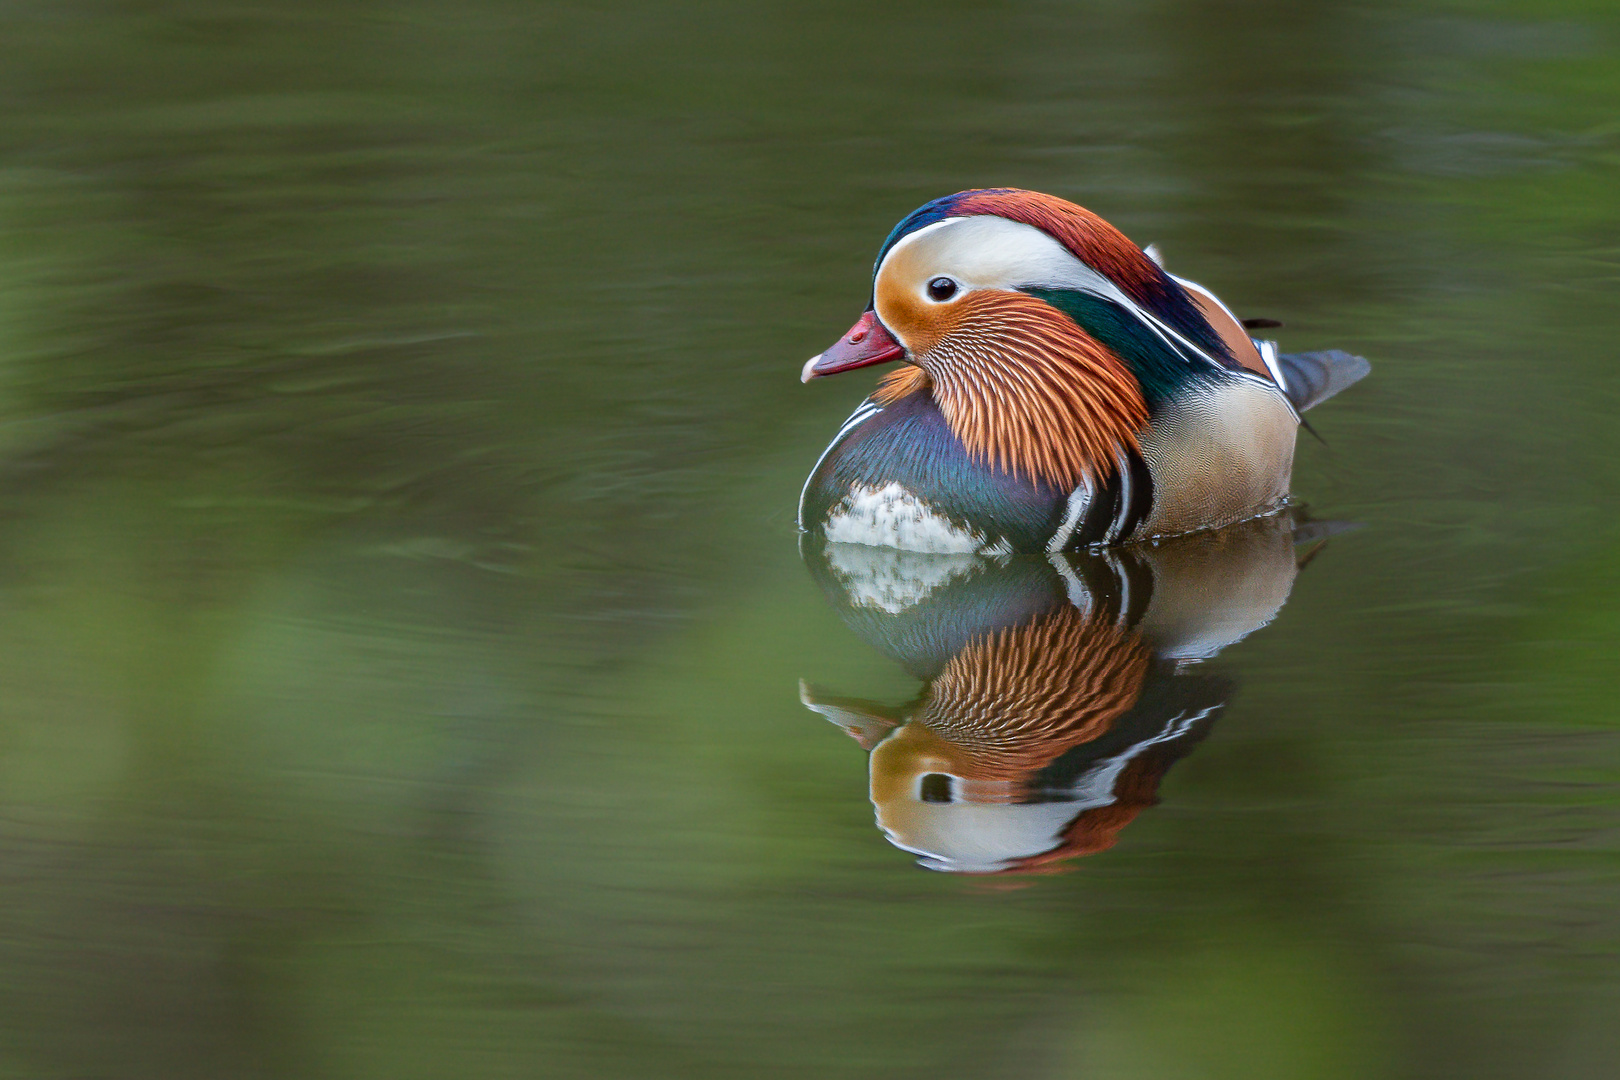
1 1 1619 1077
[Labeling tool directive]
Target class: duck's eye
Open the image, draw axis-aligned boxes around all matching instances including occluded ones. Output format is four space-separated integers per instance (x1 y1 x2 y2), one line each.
926 277 958 302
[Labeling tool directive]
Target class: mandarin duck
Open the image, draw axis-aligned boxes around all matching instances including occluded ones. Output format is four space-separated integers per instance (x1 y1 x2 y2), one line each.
800 514 1334 873
799 189 1369 554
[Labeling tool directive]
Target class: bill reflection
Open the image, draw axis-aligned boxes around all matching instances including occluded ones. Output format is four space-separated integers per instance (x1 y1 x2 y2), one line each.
800 515 1341 874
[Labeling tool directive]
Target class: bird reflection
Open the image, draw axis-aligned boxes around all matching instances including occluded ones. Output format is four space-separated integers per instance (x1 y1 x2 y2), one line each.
799 514 1340 874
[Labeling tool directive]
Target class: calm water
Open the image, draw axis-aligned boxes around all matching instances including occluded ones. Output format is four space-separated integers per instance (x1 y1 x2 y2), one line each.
1 1 1619 1077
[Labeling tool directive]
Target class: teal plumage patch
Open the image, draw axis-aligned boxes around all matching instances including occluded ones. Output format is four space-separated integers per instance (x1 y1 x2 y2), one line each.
1022 287 1225 410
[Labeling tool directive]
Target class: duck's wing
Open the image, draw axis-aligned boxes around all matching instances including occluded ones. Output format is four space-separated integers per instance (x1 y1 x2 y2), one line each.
1273 349 1371 413
1141 249 1371 410
1171 276 1272 379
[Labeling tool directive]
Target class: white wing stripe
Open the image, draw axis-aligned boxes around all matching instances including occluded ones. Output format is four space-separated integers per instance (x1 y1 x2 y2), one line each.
1258 339 1287 390
1046 475 1095 554
1103 449 1135 545
1046 554 1096 616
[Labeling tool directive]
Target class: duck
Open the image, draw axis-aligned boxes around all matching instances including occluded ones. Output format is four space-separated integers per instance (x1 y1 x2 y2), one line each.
799 513 1338 873
798 188 1369 554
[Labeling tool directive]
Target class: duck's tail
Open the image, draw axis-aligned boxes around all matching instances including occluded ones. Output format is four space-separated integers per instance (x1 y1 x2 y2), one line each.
1275 349 1370 413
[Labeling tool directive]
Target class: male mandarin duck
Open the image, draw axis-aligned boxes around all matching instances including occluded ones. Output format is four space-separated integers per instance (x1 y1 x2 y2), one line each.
798 515 1328 873
799 188 1369 554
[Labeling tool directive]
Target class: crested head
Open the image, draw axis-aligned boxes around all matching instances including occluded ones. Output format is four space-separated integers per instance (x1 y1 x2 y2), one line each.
874 189 1167 309
866 192 1178 489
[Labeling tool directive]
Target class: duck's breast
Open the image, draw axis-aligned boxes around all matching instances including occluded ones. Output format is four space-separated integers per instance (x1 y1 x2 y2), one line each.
800 391 1069 554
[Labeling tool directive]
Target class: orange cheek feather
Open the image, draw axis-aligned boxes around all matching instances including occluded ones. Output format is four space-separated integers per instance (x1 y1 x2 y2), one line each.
875 283 1149 491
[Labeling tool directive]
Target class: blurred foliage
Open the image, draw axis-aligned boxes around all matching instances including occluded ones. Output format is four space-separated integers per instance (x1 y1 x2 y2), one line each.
0 0 1616 1078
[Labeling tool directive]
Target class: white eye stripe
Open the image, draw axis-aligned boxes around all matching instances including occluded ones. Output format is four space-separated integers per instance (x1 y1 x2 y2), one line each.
877 216 1218 369
879 216 1093 292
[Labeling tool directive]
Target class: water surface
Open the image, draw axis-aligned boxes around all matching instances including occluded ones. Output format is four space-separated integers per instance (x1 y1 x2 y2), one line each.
1 1 1619 1077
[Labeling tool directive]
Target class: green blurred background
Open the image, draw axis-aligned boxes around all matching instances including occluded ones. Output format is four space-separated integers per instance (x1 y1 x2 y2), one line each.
0 0 1618 1076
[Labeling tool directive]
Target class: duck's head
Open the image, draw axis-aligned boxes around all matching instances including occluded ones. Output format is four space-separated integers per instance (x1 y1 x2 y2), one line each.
802 189 1236 489
863 608 1163 874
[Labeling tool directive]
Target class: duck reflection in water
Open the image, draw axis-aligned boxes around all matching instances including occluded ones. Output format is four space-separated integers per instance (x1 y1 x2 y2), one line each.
799 514 1342 874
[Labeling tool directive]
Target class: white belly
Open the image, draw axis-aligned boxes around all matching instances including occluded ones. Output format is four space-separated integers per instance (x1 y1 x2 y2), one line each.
824 482 991 554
